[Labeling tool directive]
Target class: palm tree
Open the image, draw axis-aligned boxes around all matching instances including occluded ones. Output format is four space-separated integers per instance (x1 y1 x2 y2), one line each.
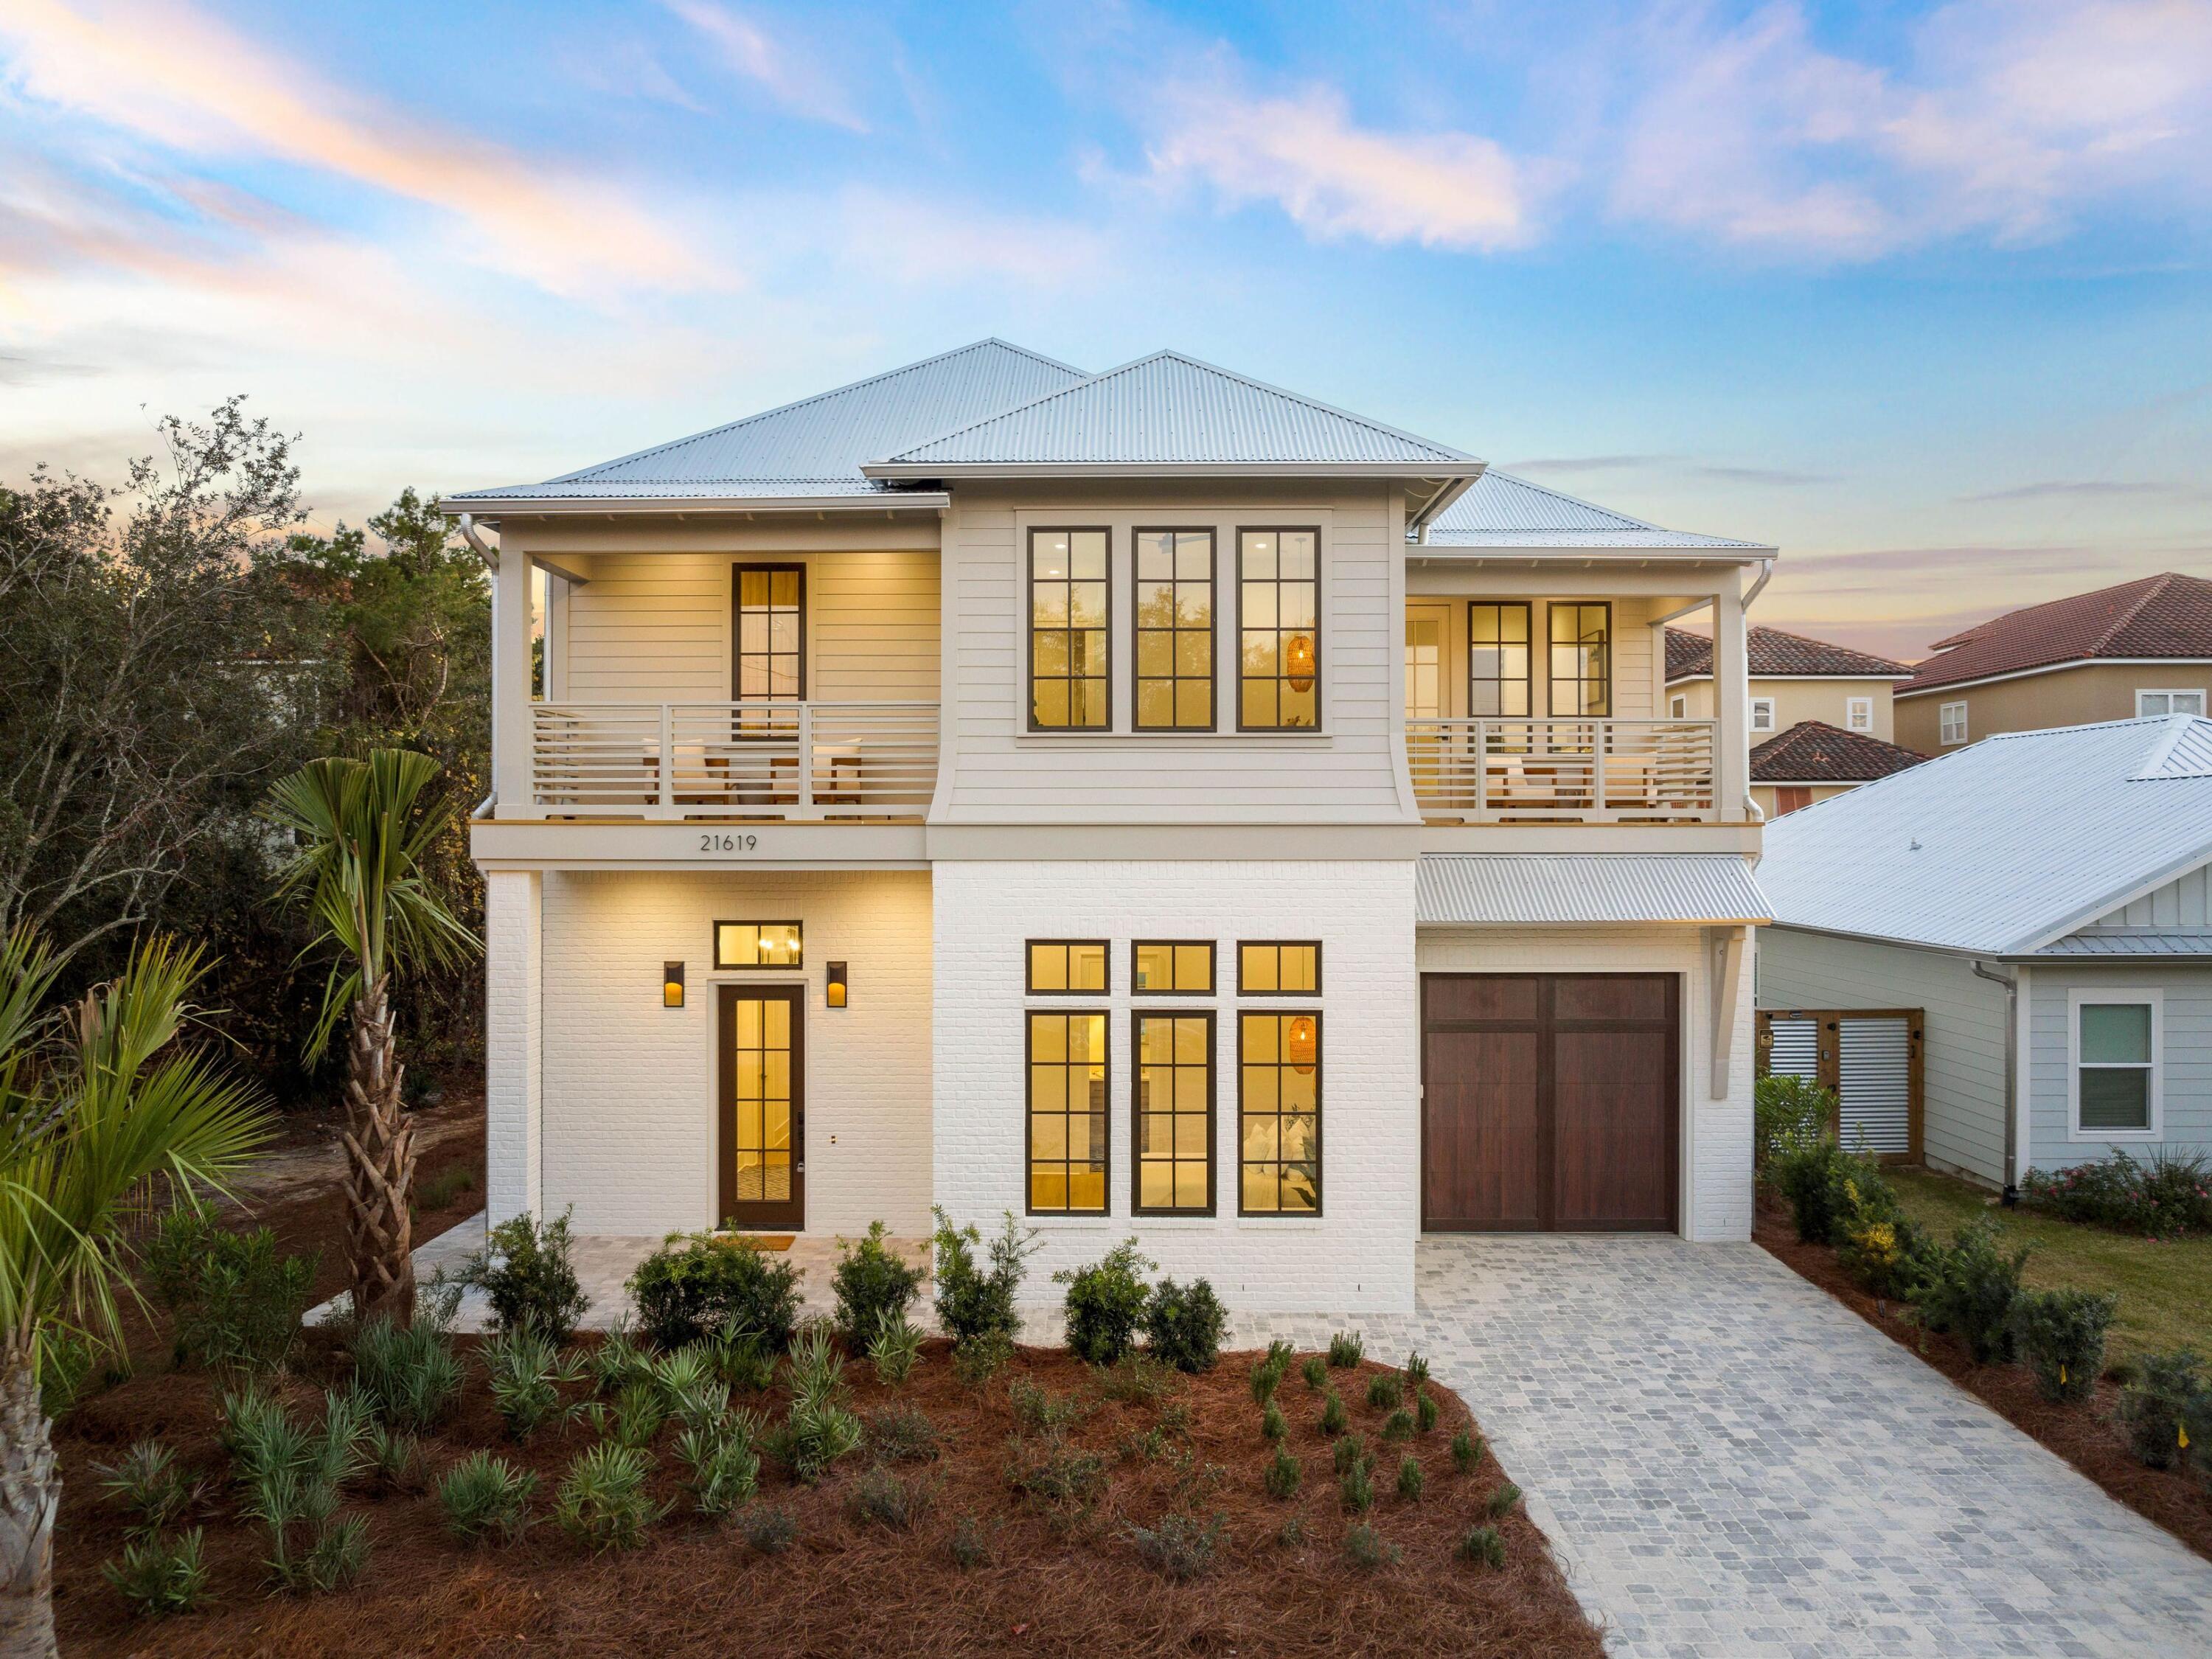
266 750 477 1329
0 933 274 1656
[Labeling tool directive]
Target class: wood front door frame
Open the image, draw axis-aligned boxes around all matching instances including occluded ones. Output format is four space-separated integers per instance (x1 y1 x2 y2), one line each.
717 983 807 1230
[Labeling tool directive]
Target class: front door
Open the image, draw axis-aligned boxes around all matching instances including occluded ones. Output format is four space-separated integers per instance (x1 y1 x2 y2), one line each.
718 985 805 1230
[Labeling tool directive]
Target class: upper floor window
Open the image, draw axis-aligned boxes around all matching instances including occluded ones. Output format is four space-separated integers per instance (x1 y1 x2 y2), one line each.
1030 529 1110 731
1134 530 1215 730
1750 697 1776 734
1548 603 1610 717
1847 696 1873 732
734 566 804 701
1939 701 1968 745
1470 603 1531 719
2138 689 2206 717
1238 529 1320 729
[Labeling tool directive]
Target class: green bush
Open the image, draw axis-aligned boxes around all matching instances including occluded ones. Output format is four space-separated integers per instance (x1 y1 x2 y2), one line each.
1415 1391 1439 1435
222 1385 372 1593
1127 1511 1224 1581
1326 1332 1363 1368
142 1211 317 1373
1380 1407 1414 1444
627 1233 801 1353
2021 1149 2212 1239
1832 1169 1941 1300
37 1329 97 1421
352 1313 465 1431
102 1528 209 1617
1261 1400 1288 1442
2119 1348 2206 1469
1457 1524 1506 1570
676 1423 759 1520
1366 1371 1402 1411
1395 1453 1424 1501
1144 1276 1225 1373
867 1404 941 1464
1485 1481 1523 1518
484 1329 587 1442
740 1503 797 1554
766 1327 863 1482
1913 1217 2031 1363
437 1451 538 1546
1333 1433 1370 1477
1339 1460 1374 1514
1263 1444 1301 1499
832 1220 925 1344
554 1442 665 1550
950 1513 992 1568
852 1465 933 1530
1754 1073 1834 1169
1249 1340 1293 1403
2013 1287 2119 1403
931 1208 1039 1349
456 1208 589 1342
1450 1428 1484 1474
364 1425 428 1495
1301 1354 1328 1391
868 1313 925 1385
1770 1136 1857 1245
1057 1240 1154 1366
1320 1389 1348 1436
1343 1521 1399 1571
94 1441 193 1538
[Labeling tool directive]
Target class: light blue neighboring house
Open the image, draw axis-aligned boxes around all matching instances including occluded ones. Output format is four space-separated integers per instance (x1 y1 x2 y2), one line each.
1755 715 2212 1194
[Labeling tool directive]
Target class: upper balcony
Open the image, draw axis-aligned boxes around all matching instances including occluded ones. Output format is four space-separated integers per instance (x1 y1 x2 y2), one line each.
1408 716 1719 824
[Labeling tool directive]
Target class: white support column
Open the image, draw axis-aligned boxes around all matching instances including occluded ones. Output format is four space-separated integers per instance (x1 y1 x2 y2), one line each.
484 869 543 1225
492 536 535 815
1707 924 1748 1099
1713 574 1750 821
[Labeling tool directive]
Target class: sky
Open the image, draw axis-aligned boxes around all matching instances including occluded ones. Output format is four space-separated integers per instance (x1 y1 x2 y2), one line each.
2 0 2210 658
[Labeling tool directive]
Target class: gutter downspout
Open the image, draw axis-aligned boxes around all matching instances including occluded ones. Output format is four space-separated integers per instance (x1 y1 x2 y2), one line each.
1972 961 2020 1204
457 511 498 572
1741 555 1775 611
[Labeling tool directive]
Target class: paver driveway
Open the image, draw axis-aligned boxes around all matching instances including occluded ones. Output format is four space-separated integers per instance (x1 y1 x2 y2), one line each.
1239 1236 2212 1659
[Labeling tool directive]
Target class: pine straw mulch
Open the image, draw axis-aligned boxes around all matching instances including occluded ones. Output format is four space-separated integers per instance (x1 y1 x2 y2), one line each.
52 1331 1603 1658
1755 1192 2212 1563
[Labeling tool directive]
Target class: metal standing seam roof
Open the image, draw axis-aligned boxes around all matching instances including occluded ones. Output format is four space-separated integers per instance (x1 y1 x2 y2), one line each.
2034 933 2212 957
1416 855 1770 925
1419 470 1770 552
1756 714 2212 956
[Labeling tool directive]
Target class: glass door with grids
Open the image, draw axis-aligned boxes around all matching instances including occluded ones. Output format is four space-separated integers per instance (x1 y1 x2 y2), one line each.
717 985 805 1229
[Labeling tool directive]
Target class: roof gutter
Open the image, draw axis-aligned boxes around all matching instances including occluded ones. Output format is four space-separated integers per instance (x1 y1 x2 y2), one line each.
1405 467 1484 540
456 512 498 574
439 492 952 521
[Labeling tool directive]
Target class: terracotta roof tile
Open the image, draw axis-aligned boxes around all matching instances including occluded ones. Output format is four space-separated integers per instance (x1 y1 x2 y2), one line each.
1905 571 2212 694
1750 721 1929 785
1666 626 1915 681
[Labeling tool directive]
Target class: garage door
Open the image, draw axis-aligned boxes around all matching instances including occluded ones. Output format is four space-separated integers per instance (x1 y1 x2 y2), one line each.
1422 973 1679 1231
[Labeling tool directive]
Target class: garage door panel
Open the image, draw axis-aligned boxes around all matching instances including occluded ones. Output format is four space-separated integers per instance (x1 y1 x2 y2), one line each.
1554 975 1671 1024
1425 976 1540 1024
1422 1031 1544 1228
1553 1030 1674 1228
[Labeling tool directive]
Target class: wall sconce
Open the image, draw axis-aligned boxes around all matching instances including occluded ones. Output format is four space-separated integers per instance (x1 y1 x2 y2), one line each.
826 961 849 1009
1287 1014 1318 1074
662 961 685 1009
1285 633 1316 694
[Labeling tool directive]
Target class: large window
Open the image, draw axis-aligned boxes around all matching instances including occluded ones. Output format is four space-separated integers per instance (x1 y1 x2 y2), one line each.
1132 941 1214 995
1028 940 1108 995
1468 602 1531 719
1939 701 1968 745
2072 992 2159 1137
733 566 804 701
1029 1011 1108 1214
1405 611 1446 720
1237 942 1321 995
1237 529 1320 730
2138 689 2206 717
1030 529 1110 730
1548 603 1610 717
1239 1012 1320 1214
1134 530 1214 730
1135 1012 1214 1214
715 921 802 968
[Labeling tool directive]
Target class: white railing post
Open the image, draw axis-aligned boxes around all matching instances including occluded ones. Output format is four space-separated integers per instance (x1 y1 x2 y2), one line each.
1474 720 1488 818
658 704 674 815
796 702 816 820
1593 719 1609 817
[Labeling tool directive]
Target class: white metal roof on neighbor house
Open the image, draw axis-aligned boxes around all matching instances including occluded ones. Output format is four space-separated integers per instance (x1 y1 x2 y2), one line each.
864 350 1480 473
1420 470 1770 552
1417 854 1770 925
1757 715 2212 958
446 339 1088 505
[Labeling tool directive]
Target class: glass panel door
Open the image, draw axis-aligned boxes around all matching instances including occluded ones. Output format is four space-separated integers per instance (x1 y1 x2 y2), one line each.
719 985 804 1228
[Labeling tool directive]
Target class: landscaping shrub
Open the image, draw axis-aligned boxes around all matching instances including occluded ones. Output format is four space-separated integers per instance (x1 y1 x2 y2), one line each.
1395 1453 1424 1501
1415 1391 1440 1435
931 1208 1040 1349
952 1329 1013 1388
1326 1332 1363 1368
2020 1149 2212 1239
1832 1169 1940 1300
1913 1217 2031 1363
2013 1287 2119 1403
38 1329 97 1420
1366 1371 1403 1411
364 1425 429 1495
1334 1433 1371 1477
1005 1432 1107 1516
554 1442 665 1551
1340 1460 1374 1514
589 1329 655 1397
1128 1511 1225 1580
1009 1375 1087 1435
1301 1354 1328 1391
352 1311 465 1431
1261 1400 1288 1442
949 1514 992 1568
1263 1444 1301 1499
767 1328 863 1482
1485 1481 1523 1518
650 1347 730 1436
851 1466 933 1530
1320 1389 1348 1436
1769 1135 1860 1245
1402 1351 1430 1388
629 1233 801 1353
1057 1239 1154 1366
102 1528 209 1617
223 1385 373 1593
832 1220 926 1343
867 1405 941 1464
868 1313 925 1386
437 1451 538 1546
484 1329 587 1442
1144 1276 1225 1373
1457 1524 1506 1571
1343 1522 1399 1571
1754 1073 1834 1169
1380 1407 1414 1444
2120 1348 2207 1469
94 1441 194 1537
703 1327 779 1394
1096 1353 1176 1405
741 1503 798 1554
142 1211 317 1372
1249 1340 1293 1403
675 1424 759 1520
1450 1428 1484 1474
456 1208 589 1341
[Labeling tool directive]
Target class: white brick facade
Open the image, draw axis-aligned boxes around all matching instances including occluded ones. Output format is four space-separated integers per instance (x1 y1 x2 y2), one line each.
931 858 1421 1313
483 868 542 1227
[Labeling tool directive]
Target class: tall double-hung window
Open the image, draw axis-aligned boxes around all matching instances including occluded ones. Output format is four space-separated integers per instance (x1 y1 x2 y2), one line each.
1548 603 1611 717
1134 530 1215 730
1238 529 1320 729
1029 529 1110 730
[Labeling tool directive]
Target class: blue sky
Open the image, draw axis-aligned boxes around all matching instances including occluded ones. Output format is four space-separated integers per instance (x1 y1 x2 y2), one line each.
3 0 2208 655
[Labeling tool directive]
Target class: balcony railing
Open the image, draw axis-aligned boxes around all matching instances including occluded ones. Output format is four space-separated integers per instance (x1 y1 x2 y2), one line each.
524 701 938 821
1407 717 1718 823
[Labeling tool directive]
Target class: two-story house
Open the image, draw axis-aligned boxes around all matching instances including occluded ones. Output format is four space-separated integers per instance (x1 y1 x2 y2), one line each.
1666 626 1924 815
445 341 1773 1314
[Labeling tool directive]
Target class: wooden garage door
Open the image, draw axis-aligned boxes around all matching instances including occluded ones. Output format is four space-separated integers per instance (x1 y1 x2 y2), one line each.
1422 974 1679 1231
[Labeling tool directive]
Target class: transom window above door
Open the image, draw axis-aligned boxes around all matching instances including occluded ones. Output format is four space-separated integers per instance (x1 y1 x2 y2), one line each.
716 921 802 968
1133 530 1215 731
734 566 804 700
1030 529 1110 731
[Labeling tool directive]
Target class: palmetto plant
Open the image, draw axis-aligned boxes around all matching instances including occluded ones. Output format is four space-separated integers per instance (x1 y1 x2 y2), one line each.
0 932 273 1655
265 750 477 1327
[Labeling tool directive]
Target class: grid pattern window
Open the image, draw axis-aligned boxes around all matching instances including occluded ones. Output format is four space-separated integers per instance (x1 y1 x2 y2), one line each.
1134 530 1215 730
1132 941 1214 995
728 995 796 1203
715 921 802 968
1135 1013 1214 1214
1406 614 1444 720
1030 529 1110 730
1847 697 1874 732
1239 1012 1320 1214
1548 604 1611 717
2138 690 2207 717
1939 701 1969 745
2076 997 2157 1134
1750 698 1776 733
734 566 804 702
1027 940 1108 995
1029 1011 1107 1214
1237 529 1320 729
1237 942 1321 995
1468 603 1531 718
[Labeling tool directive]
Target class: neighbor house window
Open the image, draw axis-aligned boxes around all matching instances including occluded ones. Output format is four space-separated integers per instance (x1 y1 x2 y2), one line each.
1548 603 1610 717
1469 603 1531 720
1847 697 1874 732
1030 529 1110 730
1669 694 1687 719
1132 941 1214 995
2138 689 2206 717
1939 701 1968 744
1134 529 1214 730
1237 942 1321 995
734 566 805 701
1774 786 1814 815
715 921 802 968
1029 1011 1107 1214
1750 698 1776 734
1239 1012 1320 1214
1028 940 1108 995
2072 992 2159 1137
1238 529 1320 729
1134 1012 1214 1214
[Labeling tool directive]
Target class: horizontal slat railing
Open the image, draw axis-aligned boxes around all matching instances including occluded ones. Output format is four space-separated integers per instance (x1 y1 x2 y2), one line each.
527 701 938 821
1407 717 1717 823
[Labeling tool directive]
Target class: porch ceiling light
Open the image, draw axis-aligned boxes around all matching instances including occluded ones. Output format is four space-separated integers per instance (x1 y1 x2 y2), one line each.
826 960 849 1009
1286 633 1316 693
663 961 685 1009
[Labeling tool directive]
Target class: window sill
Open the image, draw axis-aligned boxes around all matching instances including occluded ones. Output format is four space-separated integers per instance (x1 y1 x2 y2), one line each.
1026 1215 1116 1229
1015 731 1332 744
1236 1217 1328 1231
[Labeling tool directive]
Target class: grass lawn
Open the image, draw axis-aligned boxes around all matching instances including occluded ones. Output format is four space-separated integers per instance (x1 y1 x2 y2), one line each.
1888 1167 2212 1359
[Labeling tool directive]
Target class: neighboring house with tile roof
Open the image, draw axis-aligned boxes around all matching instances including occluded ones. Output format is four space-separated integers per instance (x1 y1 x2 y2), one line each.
1747 720 1927 816
1666 625 1916 813
1895 573 2212 754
